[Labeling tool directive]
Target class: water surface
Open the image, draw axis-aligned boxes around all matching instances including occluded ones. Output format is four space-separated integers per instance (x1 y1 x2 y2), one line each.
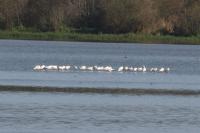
0 40 200 90
0 92 200 133
0 40 200 133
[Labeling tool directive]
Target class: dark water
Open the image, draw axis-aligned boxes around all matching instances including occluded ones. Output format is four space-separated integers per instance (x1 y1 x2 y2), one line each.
0 39 200 89
0 40 200 133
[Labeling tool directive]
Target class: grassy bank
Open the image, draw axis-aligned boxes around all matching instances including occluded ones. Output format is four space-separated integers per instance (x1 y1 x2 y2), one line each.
0 31 199 44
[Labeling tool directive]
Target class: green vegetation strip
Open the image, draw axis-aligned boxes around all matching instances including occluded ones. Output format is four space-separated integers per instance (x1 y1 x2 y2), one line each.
0 85 200 96
0 31 199 44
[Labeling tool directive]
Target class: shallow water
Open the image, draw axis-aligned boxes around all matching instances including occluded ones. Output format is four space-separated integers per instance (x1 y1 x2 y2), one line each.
0 40 200 90
1 40 200 133
0 92 200 133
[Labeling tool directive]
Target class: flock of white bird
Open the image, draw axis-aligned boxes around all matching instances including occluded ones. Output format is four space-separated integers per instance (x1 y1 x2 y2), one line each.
33 65 170 73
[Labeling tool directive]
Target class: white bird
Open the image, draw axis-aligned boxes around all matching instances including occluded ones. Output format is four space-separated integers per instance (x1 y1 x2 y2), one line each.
45 65 50 70
143 66 147 72
65 65 71 70
159 67 165 72
100 66 105 71
94 66 98 70
33 65 45 71
150 67 158 72
41 65 46 69
124 66 129 71
138 67 143 72
80 66 87 70
94 66 103 71
129 67 134 71
104 66 114 72
87 66 94 71
166 67 170 72
74 66 78 70
118 66 124 72
58 66 66 71
33 65 40 70
133 67 138 72
46 65 58 70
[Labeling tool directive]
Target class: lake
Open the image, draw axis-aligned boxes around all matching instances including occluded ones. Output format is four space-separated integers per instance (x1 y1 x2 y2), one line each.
0 40 200 133
0 40 200 90
1 92 200 133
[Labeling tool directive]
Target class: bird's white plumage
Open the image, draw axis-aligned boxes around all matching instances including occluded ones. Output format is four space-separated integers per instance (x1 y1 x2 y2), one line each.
33 65 171 73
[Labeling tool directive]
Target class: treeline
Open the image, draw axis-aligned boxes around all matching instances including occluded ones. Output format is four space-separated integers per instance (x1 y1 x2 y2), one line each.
0 0 199 35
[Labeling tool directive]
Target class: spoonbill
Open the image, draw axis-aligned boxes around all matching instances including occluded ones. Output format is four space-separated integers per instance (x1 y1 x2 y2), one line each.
159 67 165 72
58 66 66 71
87 66 94 71
118 66 124 72
143 66 147 72
133 67 138 72
33 65 45 71
46 65 58 70
79 66 87 70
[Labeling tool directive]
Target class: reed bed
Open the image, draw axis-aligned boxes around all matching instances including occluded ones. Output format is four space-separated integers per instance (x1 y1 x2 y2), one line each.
0 31 199 45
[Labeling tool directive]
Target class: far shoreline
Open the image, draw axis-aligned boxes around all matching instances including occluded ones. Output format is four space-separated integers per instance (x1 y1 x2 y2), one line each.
0 31 199 45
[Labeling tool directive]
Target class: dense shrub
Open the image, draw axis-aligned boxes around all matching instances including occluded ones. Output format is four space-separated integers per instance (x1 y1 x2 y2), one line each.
0 0 199 35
